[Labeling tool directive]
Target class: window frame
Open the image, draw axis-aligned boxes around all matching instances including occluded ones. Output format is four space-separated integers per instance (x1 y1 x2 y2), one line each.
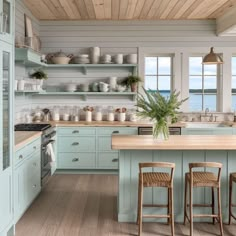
188 54 221 112
144 54 174 93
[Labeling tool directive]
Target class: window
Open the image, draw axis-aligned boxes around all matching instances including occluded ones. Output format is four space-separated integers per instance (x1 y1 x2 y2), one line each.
232 57 236 110
144 56 173 97
189 56 217 111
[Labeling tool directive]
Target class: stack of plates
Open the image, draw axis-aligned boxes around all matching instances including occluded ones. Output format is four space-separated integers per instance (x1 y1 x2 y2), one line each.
74 54 90 64
100 54 112 64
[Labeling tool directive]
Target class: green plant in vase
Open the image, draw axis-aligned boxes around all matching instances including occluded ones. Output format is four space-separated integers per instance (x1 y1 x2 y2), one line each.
136 87 188 140
121 75 142 92
30 69 48 91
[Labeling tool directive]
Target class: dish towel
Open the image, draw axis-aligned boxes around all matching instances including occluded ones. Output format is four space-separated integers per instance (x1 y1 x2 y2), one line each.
46 143 55 163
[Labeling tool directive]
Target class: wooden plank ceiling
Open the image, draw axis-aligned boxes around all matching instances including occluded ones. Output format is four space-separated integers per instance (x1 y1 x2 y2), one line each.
23 0 236 21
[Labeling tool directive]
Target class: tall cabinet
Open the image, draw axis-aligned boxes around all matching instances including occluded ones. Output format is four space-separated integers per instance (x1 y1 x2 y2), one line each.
0 0 14 235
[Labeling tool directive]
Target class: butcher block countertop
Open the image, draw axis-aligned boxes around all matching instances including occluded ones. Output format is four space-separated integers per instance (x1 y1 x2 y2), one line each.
112 135 236 150
15 131 42 150
47 120 185 127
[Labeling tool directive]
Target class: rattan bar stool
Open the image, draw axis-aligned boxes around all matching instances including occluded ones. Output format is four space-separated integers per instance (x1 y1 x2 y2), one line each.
229 172 236 224
184 162 224 236
136 162 175 236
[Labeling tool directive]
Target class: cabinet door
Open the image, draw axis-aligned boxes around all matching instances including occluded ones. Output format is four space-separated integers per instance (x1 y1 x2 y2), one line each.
0 0 14 43
0 41 13 232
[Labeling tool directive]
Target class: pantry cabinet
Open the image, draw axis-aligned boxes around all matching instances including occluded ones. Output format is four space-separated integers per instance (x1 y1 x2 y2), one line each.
0 39 14 234
57 126 138 170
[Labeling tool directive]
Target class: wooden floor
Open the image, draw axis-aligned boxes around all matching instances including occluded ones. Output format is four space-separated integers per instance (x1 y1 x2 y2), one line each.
16 174 236 236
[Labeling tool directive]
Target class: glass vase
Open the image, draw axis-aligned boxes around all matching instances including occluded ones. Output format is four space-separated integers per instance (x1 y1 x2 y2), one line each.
152 118 169 140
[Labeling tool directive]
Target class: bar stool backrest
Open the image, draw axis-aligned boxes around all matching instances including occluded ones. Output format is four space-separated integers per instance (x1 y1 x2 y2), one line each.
189 162 222 184
139 162 175 186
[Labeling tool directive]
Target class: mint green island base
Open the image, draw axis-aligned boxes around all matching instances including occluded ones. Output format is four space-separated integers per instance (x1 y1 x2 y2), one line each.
111 135 236 223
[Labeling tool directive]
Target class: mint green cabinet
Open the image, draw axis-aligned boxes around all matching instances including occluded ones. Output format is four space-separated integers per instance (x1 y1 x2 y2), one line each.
0 40 14 234
57 127 138 170
97 127 138 169
0 0 14 43
14 137 41 223
181 128 233 135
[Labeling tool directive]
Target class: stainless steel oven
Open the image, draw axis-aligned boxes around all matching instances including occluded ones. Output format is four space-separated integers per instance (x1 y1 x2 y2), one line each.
138 127 181 135
41 127 56 186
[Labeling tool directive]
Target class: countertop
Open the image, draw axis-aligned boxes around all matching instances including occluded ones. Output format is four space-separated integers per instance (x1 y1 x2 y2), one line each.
38 120 185 127
112 134 236 150
15 131 42 150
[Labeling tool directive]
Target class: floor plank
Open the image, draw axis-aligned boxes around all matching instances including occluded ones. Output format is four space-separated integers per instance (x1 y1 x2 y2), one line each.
16 174 236 236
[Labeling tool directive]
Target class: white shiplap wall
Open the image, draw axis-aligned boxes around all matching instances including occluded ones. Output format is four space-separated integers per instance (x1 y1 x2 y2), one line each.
15 1 236 122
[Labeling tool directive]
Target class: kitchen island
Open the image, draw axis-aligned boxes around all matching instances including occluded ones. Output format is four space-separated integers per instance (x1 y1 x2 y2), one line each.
112 135 236 223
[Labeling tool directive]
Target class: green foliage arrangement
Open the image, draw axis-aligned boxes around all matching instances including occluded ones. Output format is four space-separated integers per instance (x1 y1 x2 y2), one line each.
121 75 142 86
136 87 188 139
30 69 48 80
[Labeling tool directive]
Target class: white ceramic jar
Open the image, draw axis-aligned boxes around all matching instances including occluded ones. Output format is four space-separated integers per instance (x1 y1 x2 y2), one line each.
109 77 117 92
114 54 123 64
118 113 126 122
85 110 92 122
90 47 100 64
18 79 25 90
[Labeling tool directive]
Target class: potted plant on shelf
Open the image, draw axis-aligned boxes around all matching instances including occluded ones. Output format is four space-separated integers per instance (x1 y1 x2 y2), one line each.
30 69 48 90
121 75 142 92
136 87 188 140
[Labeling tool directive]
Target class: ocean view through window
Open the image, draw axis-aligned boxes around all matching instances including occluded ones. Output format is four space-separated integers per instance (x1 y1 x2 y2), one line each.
189 56 217 111
144 56 173 98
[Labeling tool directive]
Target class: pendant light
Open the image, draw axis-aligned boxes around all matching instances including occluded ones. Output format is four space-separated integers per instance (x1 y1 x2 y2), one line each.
202 47 223 64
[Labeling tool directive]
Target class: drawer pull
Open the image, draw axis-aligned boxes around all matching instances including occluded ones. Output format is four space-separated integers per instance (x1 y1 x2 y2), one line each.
112 158 118 162
112 131 119 134
72 142 79 146
19 155 23 159
33 146 37 150
33 184 36 188
72 130 79 134
72 158 79 162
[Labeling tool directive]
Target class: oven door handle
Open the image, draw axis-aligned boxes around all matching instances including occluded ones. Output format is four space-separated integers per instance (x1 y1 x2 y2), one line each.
45 131 56 139
42 139 55 150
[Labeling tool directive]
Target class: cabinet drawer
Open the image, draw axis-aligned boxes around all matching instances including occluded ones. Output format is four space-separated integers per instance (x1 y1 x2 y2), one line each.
97 136 118 152
58 136 96 152
97 152 119 169
58 127 96 136
57 153 96 169
97 127 138 135
15 138 41 166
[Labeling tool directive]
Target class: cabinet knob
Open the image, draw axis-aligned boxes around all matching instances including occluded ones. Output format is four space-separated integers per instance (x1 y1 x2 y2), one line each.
19 155 23 159
72 130 79 134
112 131 119 134
33 146 37 150
33 184 36 188
112 158 118 162
72 142 79 146
72 158 79 162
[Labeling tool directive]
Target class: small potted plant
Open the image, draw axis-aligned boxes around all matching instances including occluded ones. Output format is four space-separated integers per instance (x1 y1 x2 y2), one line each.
30 69 48 90
121 75 142 92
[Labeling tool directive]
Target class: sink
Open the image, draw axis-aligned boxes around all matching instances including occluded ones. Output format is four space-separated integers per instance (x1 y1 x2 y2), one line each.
185 122 230 128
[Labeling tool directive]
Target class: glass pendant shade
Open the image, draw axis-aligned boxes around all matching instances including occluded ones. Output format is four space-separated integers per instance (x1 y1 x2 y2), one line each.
202 47 223 64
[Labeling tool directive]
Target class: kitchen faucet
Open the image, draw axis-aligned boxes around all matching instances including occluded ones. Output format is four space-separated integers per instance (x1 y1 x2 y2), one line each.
205 108 209 116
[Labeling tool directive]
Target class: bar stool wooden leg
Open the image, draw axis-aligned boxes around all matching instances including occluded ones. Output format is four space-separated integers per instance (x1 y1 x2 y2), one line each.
170 186 175 236
212 187 215 224
138 183 143 236
184 173 188 225
167 188 170 225
217 187 224 236
189 180 193 236
229 174 233 225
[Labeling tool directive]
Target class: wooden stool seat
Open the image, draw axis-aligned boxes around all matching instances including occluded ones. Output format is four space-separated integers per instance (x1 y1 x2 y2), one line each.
184 162 224 236
185 171 218 187
229 172 236 224
137 162 175 236
142 172 171 187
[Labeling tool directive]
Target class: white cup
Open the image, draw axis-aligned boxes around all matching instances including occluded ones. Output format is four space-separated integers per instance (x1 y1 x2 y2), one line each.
18 80 25 90
114 54 123 64
118 113 126 122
